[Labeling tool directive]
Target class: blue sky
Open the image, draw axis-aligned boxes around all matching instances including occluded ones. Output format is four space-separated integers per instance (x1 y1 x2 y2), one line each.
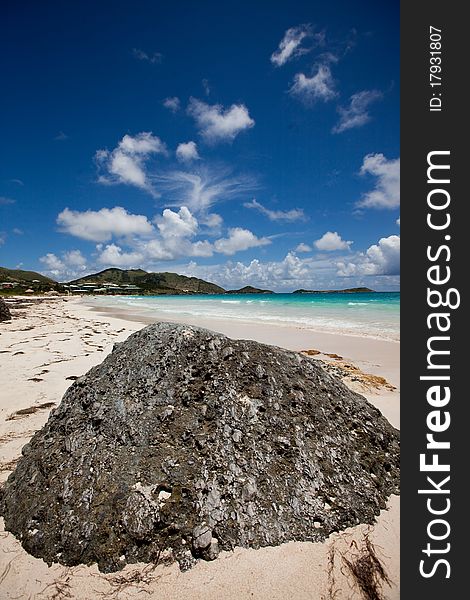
0 0 400 291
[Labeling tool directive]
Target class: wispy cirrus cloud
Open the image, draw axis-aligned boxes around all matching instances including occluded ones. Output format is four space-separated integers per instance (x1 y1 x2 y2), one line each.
132 48 163 64
289 64 338 103
54 131 69 141
0 196 15 205
163 96 180 112
95 132 168 196
270 24 322 67
244 198 306 222
158 166 256 215
333 90 383 134
202 78 211 96
187 98 255 144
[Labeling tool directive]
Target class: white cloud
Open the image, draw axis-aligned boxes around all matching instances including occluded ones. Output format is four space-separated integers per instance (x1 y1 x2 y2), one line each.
244 198 306 222
175 242 400 292
190 240 214 257
54 131 68 141
118 133 165 155
97 244 145 268
176 141 200 162
396 217 400 226
188 98 255 144
314 231 352 251
12 228 23 235
357 154 400 209
0 196 15 205
57 207 154 242
200 212 223 233
295 242 312 252
214 227 271 255
132 48 163 64
337 235 400 276
40 252 65 272
175 252 320 291
289 65 337 103
155 206 199 240
95 132 167 196
333 90 382 134
63 249 87 267
163 96 180 112
39 249 88 279
202 78 210 96
271 24 314 67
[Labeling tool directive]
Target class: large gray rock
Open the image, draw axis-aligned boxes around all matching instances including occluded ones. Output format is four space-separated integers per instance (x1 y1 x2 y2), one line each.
0 323 399 572
0 298 12 322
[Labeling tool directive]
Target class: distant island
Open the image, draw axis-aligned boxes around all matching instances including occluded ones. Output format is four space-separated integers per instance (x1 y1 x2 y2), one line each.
226 286 274 295
292 287 374 294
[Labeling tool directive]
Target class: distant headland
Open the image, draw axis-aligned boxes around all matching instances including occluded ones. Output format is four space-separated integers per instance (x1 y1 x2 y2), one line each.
292 287 374 294
1 266 374 296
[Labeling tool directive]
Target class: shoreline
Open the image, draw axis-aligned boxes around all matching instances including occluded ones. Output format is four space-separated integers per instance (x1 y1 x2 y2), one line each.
83 293 400 343
0 296 399 599
84 299 400 427
85 300 399 376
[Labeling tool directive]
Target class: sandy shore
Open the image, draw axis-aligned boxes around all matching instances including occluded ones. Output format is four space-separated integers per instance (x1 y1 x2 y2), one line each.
0 296 399 599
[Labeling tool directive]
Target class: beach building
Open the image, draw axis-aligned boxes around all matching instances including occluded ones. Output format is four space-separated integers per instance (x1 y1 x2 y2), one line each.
61 281 141 295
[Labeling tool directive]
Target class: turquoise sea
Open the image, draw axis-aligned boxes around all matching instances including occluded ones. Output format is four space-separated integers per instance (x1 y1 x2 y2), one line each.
89 292 400 341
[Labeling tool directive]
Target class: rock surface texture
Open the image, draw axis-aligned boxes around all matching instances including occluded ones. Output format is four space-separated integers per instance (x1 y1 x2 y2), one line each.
1 323 400 572
0 297 12 322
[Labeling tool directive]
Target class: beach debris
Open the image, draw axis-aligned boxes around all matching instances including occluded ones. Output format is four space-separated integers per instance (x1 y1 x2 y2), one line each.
300 350 396 392
301 348 321 356
341 534 392 600
0 323 400 573
0 298 12 322
6 402 56 421
321 361 396 393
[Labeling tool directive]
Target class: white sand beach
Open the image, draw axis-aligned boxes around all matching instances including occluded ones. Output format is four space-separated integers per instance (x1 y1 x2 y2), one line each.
0 296 399 599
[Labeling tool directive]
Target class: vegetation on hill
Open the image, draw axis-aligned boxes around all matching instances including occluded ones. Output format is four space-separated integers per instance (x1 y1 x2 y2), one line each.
0 267 58 295
71 268 225 295
226 285 274 294
0 267 56 284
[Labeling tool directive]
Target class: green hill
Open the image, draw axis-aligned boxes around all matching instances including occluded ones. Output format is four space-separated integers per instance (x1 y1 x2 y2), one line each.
71 268 225 295
0 267 56 285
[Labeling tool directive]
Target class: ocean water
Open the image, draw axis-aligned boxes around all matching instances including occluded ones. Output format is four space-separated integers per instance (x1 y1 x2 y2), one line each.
89 292 400 341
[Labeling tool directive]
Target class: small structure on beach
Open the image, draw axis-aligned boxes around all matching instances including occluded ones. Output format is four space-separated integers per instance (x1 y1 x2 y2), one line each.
1 323 400 573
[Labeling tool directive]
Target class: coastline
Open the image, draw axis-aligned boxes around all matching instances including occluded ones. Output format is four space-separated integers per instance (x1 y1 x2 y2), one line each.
0 296 399 599
84 298 400 428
